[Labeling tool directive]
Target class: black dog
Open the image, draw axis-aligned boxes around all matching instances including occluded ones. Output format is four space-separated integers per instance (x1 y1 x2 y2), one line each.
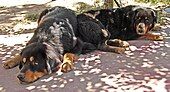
76 12 129 54
76 7 134 54
3 6 83 84
77 5 163 46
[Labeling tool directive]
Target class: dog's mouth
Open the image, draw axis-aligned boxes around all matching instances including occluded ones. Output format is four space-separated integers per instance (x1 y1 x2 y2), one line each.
17 70 47 84
136 23 148 35
137 29 146 35
18 78 38 84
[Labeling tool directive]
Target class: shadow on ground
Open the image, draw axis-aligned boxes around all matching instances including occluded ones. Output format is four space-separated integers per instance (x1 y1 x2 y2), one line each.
0 27 170 92
0 4 50 35
0 2 170 92
0 4 50 24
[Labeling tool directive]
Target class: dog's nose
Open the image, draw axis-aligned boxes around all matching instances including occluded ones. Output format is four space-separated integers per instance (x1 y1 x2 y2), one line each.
17 73 25 80
138 23 145 29
138 29 143 33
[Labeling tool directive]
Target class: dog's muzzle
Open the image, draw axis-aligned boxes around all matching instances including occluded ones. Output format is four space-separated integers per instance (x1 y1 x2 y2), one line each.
136 23 147 35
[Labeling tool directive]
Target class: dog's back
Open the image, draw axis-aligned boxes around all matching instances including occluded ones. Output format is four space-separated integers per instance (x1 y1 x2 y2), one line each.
28 7 78 54
38 6 77 32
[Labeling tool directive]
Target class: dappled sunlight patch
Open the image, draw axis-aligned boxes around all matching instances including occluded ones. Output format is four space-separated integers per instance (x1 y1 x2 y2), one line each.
129 45 138 51
9 15 24 21
0 22 169 92
51 84 57 88
0 85 5 92
100 73 168 91
141 62 154 68
74 70 83 76
0 33 33 46
13 22 37 32
37 85 49 91
86 82 96 92
26 86 36 90
89 68 102 74
41 76 54 82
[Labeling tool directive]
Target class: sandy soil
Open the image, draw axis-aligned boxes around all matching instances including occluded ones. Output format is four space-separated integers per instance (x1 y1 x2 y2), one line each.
0 0 170 92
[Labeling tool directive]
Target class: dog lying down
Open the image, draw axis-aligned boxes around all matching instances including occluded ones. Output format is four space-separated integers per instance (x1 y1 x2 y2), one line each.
76 5 163 50
2 5 163 84
3 6 82 84
2 7 129 84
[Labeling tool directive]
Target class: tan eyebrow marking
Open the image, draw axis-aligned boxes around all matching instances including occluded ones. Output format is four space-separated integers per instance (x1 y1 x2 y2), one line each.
30 56 34 62
23 58 26 63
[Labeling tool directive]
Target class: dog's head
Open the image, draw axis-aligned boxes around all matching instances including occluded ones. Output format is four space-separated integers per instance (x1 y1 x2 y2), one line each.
17 42 61 84
127 6 157 35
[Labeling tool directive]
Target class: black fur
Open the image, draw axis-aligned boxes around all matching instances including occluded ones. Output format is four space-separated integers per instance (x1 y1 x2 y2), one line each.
79 5 157 40
18 6 82 83
77 10 126 54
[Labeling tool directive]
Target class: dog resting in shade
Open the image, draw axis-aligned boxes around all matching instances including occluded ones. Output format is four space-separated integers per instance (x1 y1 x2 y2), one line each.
3 6 82 84
77 5 163 50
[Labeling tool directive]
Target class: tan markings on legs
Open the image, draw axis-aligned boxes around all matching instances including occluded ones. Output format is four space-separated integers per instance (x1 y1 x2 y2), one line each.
61 53 77 73
139 33 164 41
106 39 129 47
99 43 125 54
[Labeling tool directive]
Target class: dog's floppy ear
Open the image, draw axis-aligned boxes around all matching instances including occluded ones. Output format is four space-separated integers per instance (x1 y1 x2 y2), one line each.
150 9 157 23
126 10 137 27
44 43 61 74
37 9 49 25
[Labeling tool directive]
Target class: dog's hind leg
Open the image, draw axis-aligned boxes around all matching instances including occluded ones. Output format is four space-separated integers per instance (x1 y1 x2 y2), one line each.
3 54 22 69
98 43 125 54
81 42 97 54
106 39 129 47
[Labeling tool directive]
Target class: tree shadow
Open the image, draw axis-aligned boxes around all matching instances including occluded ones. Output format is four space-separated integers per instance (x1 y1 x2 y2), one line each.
0 4 49 24
0 4 170 92
0 27 168 91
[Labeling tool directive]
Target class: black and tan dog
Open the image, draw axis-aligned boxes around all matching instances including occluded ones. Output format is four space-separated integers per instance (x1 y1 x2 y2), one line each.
3 6 83 84
76 9 129 54
77 5 163 48
2 6 128 84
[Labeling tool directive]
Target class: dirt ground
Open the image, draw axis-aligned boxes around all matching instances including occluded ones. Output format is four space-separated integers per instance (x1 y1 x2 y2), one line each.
0 0 170 92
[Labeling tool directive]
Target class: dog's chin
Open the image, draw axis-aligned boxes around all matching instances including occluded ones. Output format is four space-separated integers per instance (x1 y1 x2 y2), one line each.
18 78 39 84
136 29 147 35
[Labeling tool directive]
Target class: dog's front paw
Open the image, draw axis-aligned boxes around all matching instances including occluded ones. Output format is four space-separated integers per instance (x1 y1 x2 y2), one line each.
3 59 18 69
60 61 73 73
3 54 21 69
121 41 130 47
107 39 129 47
154 35 164 41
115 48 125 54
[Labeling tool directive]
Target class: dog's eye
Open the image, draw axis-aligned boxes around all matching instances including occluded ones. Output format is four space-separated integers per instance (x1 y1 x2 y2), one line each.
32 62 38 66
23 58 26 63
32 61 38 65
34 62 38 65
145 17 148 20
30 56 34 62
145 17 149 22
137 17 141 20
